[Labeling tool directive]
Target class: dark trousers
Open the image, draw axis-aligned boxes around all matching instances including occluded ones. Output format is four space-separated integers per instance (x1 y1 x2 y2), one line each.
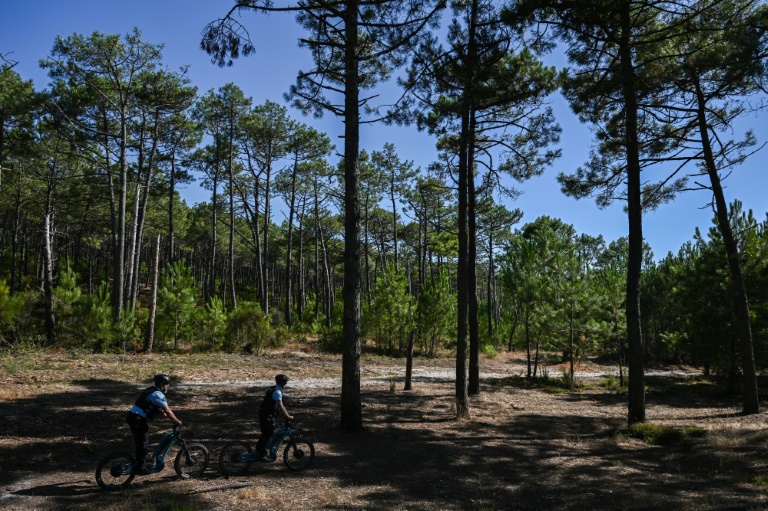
255 415 275 457
126 412 149 467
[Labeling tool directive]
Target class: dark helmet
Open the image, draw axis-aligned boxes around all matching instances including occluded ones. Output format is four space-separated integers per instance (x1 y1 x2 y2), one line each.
154 374 171 386
275 374 289 386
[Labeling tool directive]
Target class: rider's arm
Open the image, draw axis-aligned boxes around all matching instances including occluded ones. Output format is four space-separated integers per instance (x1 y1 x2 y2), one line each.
160 405 183 426
276 399 293 420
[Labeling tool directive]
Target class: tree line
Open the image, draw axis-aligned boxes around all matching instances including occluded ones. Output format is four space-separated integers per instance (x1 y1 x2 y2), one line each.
1 0 767 430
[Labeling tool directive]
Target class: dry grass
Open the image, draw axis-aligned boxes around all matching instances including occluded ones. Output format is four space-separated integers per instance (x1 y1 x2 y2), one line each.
1 347 768 510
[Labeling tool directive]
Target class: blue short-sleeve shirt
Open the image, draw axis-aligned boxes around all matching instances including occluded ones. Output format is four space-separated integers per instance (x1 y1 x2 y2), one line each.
129 390 168 418
272 384 284 402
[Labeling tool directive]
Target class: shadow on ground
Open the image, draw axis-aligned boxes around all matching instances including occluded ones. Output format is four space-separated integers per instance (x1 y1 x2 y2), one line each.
2 368 768 510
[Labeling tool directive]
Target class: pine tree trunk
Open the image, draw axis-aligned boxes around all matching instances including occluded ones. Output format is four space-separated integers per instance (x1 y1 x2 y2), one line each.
262 162 272 315
619 3 646 425
468 111 480 396
285 157 298 326
455 0 479 419
693 78 759 414
168 150 177 262
298 199 306 320
43 212 57 346
228 123 238 311
10 173 21 295
145 234 160 353
340 0 363 431
314 179 321 322
487 233 494 338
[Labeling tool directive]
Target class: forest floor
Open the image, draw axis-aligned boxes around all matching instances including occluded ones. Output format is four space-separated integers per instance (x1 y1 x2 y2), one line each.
1 345 768 511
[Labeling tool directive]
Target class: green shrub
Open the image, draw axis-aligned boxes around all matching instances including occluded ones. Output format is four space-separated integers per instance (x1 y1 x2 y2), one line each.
598 373 628 394
157 261 199 351
482 343 499 358
53 267 82 345
320 322 343 353
0 280 25 345
561 368 574 389
628 422 683 445
225 301 271 354
196 296 227 351
79 282 116 352
271 324 292 348
364 264 414 354
682 426 706 438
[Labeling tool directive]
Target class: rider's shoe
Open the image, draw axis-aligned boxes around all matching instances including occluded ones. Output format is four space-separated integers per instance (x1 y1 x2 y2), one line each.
134 466 151 475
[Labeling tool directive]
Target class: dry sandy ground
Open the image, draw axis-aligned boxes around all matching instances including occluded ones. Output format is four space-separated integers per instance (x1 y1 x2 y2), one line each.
1 349 768 511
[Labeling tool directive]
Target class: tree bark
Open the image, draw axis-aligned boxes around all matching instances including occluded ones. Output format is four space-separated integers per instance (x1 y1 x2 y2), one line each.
455 0 479 420
262 160 272 315
43 212 56 346
228 114 238 311
619 3 645 425
145 234 161 353
285 155 299 326
340 0 363 431
468 110 480 396
693 78 759 414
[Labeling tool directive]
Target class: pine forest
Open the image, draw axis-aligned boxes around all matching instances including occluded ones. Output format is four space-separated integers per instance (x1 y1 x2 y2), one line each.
2 0 768 431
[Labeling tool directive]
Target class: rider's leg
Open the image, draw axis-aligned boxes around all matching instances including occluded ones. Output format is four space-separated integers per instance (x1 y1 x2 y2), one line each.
127 412 150 474
255 414 275 458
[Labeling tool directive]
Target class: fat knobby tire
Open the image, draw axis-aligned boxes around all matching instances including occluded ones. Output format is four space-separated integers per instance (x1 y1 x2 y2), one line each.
283 438 315 471
218 440 253 477
95 451 136 490
174 442 210 479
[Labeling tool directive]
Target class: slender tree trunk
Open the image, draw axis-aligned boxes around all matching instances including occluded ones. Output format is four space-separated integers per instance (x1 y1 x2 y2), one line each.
468 111 480 396
422 203 428 287
525 310 531 379
249 156 264 307
693 79 759 414
285 156 298 326
569 309 575 389
209 168 219 302
125 124 146 310
262 162 272 315
455 0 479 419
456 96 471 418
319 215 332 329
131 117 161 310
168 148 177 262
619 4 645 425
298 198 306 321
113 114 129 321
487 234 494 338
404 330 415 391
43 211 56 346
314 179 321 322
364 194 372 307
125 174 141 307
207 130 223 303
10 172 22 295
340 0 363 431
391 172 398 272
145 234 160 353
228 116 237 311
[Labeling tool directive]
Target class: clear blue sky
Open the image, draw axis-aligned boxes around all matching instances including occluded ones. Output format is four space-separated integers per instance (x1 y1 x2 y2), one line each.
2 0 767 260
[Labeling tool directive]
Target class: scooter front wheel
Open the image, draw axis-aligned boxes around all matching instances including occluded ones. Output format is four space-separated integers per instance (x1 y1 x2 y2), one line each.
175 442 209 479
283 438 315 471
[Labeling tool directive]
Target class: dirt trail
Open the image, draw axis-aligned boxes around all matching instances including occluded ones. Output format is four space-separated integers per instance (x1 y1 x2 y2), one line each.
1 350 763 511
